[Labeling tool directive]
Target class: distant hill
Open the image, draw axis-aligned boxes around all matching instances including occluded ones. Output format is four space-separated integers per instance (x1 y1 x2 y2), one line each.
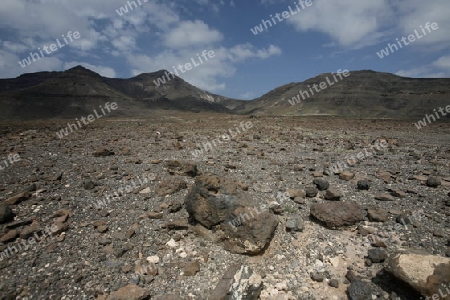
235 70 450 119
0 66 243 120
0 67 448 120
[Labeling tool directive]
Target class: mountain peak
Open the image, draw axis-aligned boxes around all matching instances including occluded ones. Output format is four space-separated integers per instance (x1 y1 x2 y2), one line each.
65 65 101 77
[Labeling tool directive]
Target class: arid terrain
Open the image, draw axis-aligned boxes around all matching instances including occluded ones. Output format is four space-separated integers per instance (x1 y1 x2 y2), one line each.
0 112 449 300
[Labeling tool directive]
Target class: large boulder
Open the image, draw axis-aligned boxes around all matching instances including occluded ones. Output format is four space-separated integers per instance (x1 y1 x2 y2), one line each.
385 251 450 298
185 174 277 254
185 174 249 228
222 206 278 254
310 201 364 229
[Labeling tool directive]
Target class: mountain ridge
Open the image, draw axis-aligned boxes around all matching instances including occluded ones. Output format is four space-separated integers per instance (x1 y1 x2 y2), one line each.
0 66 449 120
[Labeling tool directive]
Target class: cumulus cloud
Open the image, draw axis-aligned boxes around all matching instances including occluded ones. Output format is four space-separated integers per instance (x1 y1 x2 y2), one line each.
164 20 223 49
286 0 393 47
396 55 450 78
127 44 280 92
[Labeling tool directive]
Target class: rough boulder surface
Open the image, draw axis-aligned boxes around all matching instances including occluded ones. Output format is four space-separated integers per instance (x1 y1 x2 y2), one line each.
385 251 450 297
310 201 364 229
185 174 278 254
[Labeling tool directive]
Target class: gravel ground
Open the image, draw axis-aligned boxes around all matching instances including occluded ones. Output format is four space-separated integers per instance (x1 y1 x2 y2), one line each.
0 113 449 300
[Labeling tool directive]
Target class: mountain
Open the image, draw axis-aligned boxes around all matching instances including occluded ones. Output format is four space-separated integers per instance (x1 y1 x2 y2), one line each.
0 67 449 120
0 66 243 120
236 70 450 118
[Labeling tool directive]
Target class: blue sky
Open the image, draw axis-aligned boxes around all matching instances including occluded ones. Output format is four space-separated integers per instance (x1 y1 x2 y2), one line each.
0 0 449 99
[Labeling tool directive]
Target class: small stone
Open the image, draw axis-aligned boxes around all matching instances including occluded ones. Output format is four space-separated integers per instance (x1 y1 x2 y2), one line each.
139 187 151 194
389 189 406 198
374 193 395 201
312 171 323 177
83 180 96 190
305 186 318 198
367 208 389 222
93 148 114 157
426 177 441 188
286 189 306 199
367 248 387 263
97 225 108 233
166 238 178 248
313 178 329 191
339 172 355 181
184 261 200 276
106 284 149 300
52 222 69 235
324 188 341 201
285 217 304 232
310 271 324 282
357 180 370 190
0 204 14 224
98 237 112 245
20 222 41 239
146 256 160 264
329 279 339 288
4 191 31 205
345 270 358 283
0 229 19 243
347 280 374 300
269 202 283 215
148 212 164 219
396 214 413 225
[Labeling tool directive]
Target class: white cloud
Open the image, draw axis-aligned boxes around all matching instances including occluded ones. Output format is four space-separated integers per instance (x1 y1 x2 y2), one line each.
0 49 63 78
433 55 450 70
164 20 223 49
226 44 282 62
396 55 450 78
394 0 450 49
2 41 29 53
286 0 392 47
111 35 137 52
127 43 281 92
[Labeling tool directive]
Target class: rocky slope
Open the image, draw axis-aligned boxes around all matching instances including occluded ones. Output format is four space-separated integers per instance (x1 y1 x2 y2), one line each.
1 67 449 120
0 66 242 120
235 70 450 118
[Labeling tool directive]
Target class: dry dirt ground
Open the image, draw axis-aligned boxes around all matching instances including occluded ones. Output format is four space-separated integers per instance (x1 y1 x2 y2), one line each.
0 112 449 300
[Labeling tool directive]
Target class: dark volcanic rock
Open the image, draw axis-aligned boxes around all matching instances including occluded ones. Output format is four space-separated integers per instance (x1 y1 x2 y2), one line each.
313 178 329 191
357 180 370 190
426 177 441 187
0 204 14 224
367 248 387 263
185 174 243 228
222 206 278 254
310 201 364 229
305 186 319 198
347 280 374 300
